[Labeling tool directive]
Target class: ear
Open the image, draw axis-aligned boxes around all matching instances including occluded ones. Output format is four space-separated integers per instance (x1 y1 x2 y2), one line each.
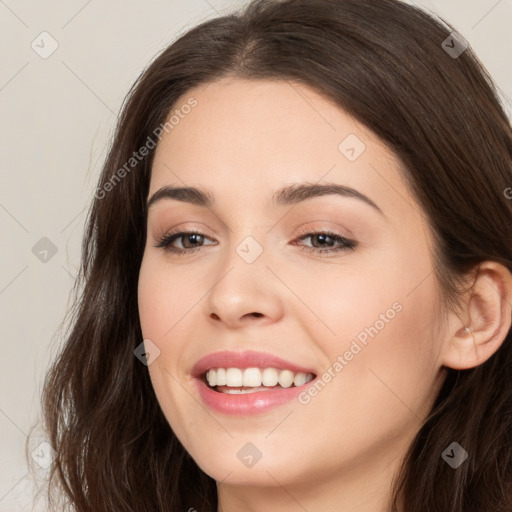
441 261 512 370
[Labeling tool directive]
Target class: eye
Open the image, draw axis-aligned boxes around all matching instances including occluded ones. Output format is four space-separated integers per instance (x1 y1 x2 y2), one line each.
291 229 357 254
155 230 216 255
155 229 357 256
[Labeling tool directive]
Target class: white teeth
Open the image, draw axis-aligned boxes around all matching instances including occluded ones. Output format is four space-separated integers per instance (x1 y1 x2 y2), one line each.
205 367 315 389
206 369 216 387
278 369 294 388
216 368 227 386
226 368 243 387
293 372 307 386
242 367 261 387
262 368 279 386
222 387 274 394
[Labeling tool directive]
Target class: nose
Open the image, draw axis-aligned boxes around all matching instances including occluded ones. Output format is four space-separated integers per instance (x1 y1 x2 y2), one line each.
205 246 285 329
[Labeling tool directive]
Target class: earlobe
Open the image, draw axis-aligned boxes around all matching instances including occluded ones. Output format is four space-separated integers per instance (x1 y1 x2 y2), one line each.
441 261 512 371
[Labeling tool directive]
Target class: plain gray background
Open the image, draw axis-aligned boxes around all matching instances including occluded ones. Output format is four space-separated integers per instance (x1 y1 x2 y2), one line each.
1 0 511 510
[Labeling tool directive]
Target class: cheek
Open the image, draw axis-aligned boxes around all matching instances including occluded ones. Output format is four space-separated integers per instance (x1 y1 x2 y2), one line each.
316 270 441 428
137 254 196 340
137 257 207 447
301 239 441 412
288 283 441 478
137 265 167 340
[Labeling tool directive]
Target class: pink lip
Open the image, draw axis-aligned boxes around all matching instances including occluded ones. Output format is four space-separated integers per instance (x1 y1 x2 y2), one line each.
191 350 315 377
191 350 317 416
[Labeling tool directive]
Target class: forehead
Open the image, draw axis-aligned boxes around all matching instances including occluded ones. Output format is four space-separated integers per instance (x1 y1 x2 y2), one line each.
148 78 416 221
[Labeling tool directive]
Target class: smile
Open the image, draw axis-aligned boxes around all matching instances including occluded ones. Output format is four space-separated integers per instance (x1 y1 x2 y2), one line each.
205 367 315 393
191 350 318 415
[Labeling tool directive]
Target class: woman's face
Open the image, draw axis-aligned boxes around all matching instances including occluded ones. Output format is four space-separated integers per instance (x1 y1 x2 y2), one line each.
138 78 447 494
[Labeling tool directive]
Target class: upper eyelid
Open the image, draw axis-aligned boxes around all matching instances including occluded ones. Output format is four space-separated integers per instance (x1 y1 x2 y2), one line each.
156 226 350 239
153 217 353 235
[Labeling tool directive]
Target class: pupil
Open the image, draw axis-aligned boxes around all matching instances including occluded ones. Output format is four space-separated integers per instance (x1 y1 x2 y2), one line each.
314 234 331 247
186 234 202 248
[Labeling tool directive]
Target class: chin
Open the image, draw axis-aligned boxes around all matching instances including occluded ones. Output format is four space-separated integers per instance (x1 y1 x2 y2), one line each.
197 456 299 486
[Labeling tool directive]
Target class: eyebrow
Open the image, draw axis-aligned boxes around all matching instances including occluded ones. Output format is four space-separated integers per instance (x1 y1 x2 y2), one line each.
147 182 385 217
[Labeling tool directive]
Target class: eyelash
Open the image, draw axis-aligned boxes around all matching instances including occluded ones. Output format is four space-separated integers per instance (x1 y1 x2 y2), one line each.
155 228 357 256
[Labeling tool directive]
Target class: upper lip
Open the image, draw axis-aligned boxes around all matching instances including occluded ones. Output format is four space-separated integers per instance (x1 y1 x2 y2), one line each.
191 350 316 378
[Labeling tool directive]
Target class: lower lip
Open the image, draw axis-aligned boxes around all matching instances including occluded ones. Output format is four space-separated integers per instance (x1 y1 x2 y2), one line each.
195 378 312 415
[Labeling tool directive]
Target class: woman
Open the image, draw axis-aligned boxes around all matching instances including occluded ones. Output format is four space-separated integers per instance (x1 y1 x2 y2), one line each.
40 0 512 510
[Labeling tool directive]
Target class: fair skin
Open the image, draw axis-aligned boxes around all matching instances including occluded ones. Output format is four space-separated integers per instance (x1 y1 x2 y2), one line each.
137 78 512 512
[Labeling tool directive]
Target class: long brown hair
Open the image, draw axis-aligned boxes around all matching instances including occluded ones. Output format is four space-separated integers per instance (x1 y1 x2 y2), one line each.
39 0 512 510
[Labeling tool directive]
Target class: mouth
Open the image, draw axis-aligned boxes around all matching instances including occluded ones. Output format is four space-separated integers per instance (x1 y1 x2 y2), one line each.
191 350 317 415
203 367 315 394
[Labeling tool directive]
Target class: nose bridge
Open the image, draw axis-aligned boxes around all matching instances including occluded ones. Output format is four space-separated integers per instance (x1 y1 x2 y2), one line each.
234 233 266 265
226 215 284 275
204 228 284 325
216 230 269 296
223 205 278 266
